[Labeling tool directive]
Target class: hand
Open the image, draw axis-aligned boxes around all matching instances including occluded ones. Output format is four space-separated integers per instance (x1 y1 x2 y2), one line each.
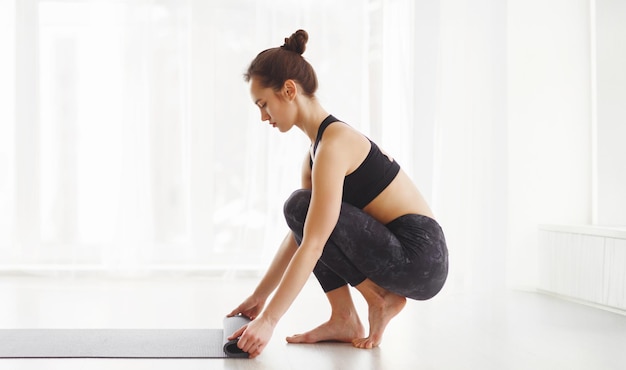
227 295 265 320
227 315 275 359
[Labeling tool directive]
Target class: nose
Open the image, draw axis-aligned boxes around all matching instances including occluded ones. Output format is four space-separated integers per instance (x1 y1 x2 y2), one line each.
260 107 270 122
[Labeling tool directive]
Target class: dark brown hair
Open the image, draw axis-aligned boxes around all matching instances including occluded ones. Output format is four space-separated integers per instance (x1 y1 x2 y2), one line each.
244 30 318 97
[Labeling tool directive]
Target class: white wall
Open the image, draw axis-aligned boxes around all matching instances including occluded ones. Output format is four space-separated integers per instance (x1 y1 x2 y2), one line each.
507 0 592 288
0 0 16 249
594 0 626 226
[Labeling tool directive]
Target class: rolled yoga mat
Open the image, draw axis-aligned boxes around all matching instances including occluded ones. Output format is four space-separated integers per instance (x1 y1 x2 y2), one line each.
0 315 251 359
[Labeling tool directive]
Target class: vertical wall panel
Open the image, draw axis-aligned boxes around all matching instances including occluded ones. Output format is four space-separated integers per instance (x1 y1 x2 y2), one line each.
539 226 626 312
604 238 626 309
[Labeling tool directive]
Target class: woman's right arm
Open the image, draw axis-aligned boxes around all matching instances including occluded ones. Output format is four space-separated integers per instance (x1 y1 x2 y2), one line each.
227 152 311 319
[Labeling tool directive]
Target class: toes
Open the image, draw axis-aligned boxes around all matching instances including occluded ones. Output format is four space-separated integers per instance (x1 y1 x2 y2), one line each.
286 333 314 344
352 337 378 349
352 338 369 349
286 334 304 343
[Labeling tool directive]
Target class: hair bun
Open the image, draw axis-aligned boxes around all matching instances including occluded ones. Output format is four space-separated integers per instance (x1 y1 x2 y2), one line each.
281 29 308 55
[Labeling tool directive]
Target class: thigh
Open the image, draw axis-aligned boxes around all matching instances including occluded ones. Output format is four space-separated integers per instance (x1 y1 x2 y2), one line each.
328 202 406 276
284 188 448 300
284 189 404 279
329 204 448 300
324 203 414 292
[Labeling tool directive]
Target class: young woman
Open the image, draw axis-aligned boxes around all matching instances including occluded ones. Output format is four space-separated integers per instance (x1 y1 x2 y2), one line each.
227 30 448 358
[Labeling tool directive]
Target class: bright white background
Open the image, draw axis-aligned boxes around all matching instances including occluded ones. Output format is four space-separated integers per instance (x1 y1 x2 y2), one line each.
0 0 622 292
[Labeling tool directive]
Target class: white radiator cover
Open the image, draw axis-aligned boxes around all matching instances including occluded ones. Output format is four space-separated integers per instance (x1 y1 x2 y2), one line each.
538 225 626 312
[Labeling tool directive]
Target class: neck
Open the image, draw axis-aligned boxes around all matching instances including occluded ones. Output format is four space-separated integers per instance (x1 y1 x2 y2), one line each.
294 97 329 142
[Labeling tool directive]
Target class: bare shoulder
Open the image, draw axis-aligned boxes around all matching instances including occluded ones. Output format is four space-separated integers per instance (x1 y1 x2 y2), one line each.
319 121 365 145
314 122 370 174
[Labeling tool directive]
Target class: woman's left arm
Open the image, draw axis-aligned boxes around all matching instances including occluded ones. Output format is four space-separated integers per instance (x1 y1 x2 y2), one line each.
233 134 351 358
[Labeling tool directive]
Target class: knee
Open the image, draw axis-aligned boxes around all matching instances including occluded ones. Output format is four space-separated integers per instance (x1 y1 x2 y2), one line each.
283 189 311 230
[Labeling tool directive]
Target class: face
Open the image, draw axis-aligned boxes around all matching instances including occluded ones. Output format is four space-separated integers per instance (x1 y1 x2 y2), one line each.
249 77 296 133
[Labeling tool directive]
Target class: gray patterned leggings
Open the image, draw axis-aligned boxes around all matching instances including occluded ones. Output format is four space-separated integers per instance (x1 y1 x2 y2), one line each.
283 189 448 301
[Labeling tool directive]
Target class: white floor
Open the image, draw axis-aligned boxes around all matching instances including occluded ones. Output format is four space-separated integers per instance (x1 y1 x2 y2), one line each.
0 274 625 370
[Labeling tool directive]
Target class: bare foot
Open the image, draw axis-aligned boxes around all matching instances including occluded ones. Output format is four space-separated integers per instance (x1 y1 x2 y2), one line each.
353 282 407 349
286 313 365 344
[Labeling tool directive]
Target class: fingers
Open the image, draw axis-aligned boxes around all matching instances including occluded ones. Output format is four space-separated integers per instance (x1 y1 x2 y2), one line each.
231 317 272 359
238 338 263 358
247 343 264 359
227 311 255 320
227 303 257 319
227 325 246 341
227 309 257 320
236 329 262 356
227 303 247 317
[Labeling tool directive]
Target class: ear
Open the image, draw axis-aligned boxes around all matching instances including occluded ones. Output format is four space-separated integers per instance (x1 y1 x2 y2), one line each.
283 79 298 101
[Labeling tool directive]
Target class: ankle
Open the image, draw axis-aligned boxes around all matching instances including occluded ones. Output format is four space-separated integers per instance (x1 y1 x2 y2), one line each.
330 308 359 322
357 280 406 308
356 280 387 302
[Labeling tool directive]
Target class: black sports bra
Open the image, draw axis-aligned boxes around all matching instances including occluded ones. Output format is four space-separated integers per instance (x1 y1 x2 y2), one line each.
310 115 400 209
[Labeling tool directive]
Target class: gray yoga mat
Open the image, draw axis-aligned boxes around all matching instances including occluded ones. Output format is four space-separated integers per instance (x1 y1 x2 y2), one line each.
0 315 251 359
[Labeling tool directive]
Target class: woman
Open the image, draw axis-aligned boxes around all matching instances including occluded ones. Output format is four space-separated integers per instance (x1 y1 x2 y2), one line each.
227 30 448 358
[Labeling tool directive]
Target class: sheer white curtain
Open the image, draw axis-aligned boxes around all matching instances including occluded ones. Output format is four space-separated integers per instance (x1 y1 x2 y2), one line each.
0 0 418 274
433 0 508 292
1 0 514 292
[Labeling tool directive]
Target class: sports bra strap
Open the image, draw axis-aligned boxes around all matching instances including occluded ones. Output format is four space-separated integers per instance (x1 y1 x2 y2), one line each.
312 115 339 155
